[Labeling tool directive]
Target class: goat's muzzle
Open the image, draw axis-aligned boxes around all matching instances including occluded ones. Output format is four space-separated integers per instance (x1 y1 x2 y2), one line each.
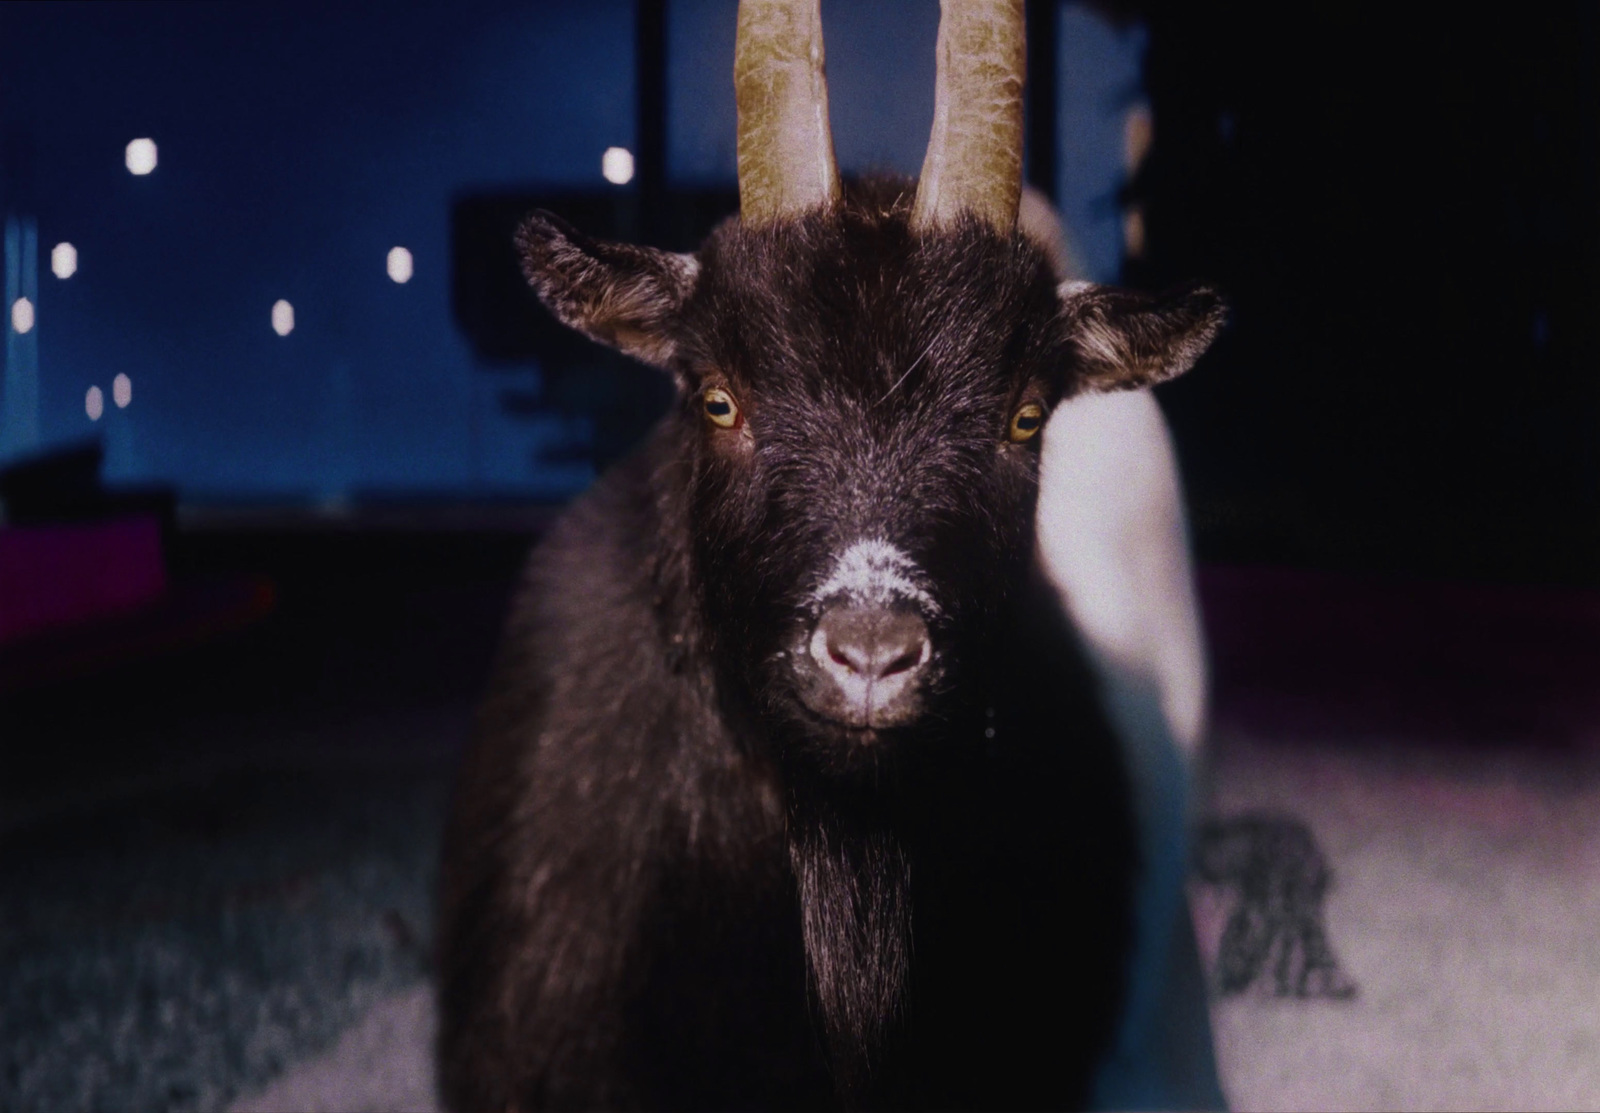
799 605 930 729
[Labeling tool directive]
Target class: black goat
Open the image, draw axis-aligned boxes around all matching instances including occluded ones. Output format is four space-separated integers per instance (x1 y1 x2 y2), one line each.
437 2 1224 1108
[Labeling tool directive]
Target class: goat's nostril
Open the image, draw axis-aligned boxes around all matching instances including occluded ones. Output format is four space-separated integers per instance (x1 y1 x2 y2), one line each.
882 647 922 677
827 640 878 678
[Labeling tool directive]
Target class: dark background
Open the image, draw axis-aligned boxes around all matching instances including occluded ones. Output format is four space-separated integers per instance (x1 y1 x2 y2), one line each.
1132 5 1600 584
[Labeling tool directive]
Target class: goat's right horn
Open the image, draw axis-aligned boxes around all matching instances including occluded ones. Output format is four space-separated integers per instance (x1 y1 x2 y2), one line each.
735 0 841 226
911 0 1026 234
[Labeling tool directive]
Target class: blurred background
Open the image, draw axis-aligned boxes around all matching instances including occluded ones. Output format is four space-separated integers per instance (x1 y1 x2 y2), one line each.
4 2 1600 1110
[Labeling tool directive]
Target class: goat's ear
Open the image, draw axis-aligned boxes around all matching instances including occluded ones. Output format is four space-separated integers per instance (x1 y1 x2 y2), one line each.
1057 281 1227 394
516 211 699 372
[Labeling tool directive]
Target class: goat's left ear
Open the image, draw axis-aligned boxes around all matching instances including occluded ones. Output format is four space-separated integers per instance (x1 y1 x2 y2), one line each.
1057 281 1227 394
516 211 699 372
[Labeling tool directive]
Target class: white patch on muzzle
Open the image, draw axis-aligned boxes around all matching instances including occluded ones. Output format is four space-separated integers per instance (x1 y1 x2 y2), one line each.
809 538 938 616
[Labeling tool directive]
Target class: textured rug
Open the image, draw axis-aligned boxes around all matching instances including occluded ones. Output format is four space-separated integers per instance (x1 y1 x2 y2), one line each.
0 763 442 1113
1196 728 1600 1113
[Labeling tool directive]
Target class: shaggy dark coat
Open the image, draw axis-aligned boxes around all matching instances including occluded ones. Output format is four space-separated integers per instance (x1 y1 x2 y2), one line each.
437 178 1224 1111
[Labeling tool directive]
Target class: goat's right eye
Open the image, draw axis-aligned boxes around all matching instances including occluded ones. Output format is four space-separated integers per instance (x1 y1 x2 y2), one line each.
702 387 741 429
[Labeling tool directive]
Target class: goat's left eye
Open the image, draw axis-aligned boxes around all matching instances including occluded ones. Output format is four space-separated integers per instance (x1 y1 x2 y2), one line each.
703 387 741 429
1008 403 1045 443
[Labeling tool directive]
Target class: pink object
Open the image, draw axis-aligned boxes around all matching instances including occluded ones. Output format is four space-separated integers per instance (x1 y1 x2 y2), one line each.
0 516 167 645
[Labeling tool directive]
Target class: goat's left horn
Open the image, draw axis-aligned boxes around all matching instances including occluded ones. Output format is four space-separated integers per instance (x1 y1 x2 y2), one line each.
911 0 1026 234
735 0 841 226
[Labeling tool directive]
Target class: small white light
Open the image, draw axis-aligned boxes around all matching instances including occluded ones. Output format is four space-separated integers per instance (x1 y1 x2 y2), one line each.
271 299 295 336
86 385 104 422
113 373 132 409
52 243 78 280
386 246 413 284
601 146 635 185
125 138 158 176
10 297 34 335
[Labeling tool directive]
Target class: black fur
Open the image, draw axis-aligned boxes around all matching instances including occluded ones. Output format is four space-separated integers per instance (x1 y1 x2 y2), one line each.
438 178 1223 1110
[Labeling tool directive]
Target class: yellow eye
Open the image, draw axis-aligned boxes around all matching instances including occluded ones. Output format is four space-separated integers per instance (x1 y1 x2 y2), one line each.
1008 402 1045 443
702 386 740 429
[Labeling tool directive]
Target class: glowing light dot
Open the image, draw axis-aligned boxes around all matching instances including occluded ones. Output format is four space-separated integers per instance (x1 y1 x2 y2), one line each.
601 146 635 185
52 243 78 280
125 138 158 176
10 298 34 335
386 246 413 284
271 299 295 336
113 373 132 409
86 385 104 421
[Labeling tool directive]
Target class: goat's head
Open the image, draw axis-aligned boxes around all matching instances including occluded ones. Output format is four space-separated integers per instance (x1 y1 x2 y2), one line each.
518 0 1224 779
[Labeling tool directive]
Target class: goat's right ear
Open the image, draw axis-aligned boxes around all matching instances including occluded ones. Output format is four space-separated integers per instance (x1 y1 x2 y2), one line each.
516 211 699 372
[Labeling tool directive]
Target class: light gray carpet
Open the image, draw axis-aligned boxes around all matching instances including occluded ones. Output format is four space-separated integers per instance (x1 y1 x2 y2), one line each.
1 763 441 1113
1198 727 1600 1112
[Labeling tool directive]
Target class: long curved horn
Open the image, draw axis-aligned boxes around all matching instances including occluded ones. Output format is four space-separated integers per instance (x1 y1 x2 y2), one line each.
735 0 841 225
911 0 1026 233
